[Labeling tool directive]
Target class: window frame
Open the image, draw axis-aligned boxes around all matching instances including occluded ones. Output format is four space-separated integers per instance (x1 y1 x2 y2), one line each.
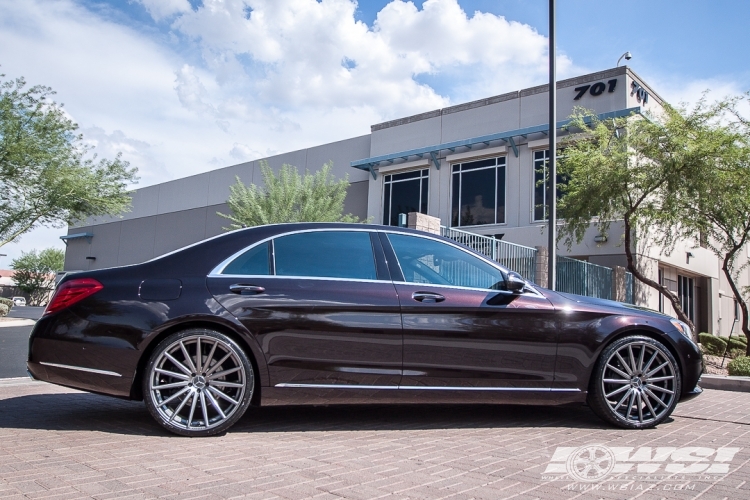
531 148 569 223
449 155 507 228
382 168 430 226
383 231 545 298
210 228 382 283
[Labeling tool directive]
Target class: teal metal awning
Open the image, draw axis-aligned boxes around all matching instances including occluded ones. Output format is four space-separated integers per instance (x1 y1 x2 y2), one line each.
351 107 641 179
60 232 93 244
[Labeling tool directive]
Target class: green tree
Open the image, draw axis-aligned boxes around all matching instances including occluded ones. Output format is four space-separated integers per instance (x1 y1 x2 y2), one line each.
654 95 750 354
218 161 366 229
11 247 65 306
557 102 743 337
0 74 138 247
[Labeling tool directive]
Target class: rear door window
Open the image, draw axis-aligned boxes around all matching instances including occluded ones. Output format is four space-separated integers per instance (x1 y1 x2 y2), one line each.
274 231 377 280
222 241 271 276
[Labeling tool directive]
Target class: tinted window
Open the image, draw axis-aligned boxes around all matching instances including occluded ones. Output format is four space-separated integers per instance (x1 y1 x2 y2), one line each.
387 233 505 290
222 241 270 275
274 231 377 280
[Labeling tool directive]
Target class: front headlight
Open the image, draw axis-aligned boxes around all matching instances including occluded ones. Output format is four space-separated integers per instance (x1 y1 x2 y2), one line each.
670 319 693 341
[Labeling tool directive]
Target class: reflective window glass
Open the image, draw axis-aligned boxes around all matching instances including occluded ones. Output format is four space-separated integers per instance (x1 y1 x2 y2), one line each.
382 169 429 226
451 157 505 227
387 233 505 290
222 241 270 275
274 231 377 280
533 149 569 221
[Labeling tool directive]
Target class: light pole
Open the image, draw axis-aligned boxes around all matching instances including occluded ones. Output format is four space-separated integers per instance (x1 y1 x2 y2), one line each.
547 0 557 290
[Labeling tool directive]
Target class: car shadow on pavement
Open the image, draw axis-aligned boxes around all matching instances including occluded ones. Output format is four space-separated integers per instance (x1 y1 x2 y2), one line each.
0 392 611 436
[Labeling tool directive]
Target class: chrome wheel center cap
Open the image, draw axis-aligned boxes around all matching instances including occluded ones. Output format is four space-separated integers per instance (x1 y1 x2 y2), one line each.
193 376 207 389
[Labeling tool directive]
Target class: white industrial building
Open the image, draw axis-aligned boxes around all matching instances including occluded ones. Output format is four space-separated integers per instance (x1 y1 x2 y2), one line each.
62 66 749 338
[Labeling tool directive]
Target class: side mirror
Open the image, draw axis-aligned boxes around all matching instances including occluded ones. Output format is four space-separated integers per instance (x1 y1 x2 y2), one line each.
506 272 526 294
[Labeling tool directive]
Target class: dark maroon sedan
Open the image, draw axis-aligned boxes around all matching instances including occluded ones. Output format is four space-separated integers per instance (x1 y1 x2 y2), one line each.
28 223 702 436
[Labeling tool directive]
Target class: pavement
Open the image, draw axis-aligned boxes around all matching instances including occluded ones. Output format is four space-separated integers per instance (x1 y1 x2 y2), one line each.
0 378 749 500
0 307 42 378
2 306 750 498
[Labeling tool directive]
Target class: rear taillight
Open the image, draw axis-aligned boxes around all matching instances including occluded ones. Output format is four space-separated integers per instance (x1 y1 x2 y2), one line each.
44 278 104 316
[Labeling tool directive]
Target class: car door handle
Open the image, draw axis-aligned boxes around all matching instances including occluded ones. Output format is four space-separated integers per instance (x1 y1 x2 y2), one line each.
229 284 266 295
412 292 445 303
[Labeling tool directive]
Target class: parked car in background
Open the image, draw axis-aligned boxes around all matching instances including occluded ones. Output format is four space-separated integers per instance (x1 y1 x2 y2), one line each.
12 297 26 307
27 223 702 436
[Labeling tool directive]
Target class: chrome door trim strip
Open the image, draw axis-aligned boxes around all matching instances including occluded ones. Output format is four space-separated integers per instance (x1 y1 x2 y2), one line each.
275 383 398 390
39 362 122 378
274 383 579 392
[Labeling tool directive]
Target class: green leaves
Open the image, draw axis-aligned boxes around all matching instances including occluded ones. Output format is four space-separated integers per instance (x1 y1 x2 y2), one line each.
0 74 138 247
10 247 64 306
557 96 750 340
217 161 366 229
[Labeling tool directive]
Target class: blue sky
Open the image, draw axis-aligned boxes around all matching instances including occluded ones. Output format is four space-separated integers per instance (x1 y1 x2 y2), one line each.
0 0 748 262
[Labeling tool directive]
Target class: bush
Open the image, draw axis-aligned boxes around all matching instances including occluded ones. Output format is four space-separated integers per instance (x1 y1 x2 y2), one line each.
0 297 12 308
728 337 747 353
0 303 8 317
727 356 750 376
699 333 727 356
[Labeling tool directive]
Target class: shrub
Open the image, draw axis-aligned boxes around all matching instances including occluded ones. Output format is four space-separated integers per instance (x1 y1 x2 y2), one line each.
727 356 750 376
728 348 745 359
728 337 747 353
0 297 12 308
699 333 727 356
0 303 8 317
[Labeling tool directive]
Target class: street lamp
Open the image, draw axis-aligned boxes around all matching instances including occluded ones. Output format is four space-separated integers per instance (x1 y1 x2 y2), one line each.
617 51 632 67
547 0 557 290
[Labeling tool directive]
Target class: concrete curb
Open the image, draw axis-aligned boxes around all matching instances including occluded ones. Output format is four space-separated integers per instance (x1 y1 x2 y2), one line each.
700 374 750 393
0 319 35 328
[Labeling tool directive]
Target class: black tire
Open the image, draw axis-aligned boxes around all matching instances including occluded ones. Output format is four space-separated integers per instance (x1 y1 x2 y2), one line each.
588 335 681 429
143 328 254 436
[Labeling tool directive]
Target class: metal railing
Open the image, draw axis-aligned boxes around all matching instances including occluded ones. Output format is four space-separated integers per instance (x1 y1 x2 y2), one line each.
556 256 613 300
625 271 634 304
439 226 636 304
440 226 537 282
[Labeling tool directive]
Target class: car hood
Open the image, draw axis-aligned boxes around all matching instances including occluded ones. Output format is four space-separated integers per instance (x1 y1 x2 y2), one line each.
547 290 674 320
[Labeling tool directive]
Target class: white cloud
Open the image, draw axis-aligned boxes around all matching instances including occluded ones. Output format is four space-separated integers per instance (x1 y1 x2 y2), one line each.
0 0 584 258
136 0 191 21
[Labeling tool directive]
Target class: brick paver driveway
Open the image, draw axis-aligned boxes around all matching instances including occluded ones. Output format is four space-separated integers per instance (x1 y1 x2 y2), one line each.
1 378 749 500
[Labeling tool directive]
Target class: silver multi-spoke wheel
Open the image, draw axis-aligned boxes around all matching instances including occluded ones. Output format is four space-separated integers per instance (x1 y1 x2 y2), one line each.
589 336 681 429
143 329 254 436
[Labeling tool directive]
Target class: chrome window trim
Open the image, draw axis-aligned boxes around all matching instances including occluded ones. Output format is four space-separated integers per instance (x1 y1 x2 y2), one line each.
390 281 547 299
209 226 544 298
40 362 122 377
208 274 386 284
275 383 579 392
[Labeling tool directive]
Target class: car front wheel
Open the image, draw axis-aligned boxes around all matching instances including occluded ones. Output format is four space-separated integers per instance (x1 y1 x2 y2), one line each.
588 335 681 429
143 328 254 436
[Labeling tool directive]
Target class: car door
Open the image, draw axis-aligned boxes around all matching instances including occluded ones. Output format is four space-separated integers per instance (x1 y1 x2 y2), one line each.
382 232 558 389
207 230 403 387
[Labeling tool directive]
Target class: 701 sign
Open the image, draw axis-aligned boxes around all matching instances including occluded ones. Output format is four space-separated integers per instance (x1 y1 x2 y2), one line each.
573 79 617 100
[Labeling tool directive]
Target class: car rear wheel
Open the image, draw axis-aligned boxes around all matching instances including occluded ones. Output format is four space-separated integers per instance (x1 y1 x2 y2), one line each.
588 335 681 429
143 329 254 436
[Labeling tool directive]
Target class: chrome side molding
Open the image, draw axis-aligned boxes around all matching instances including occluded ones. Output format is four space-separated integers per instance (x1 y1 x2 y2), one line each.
39 362 122 377
275 383 579 392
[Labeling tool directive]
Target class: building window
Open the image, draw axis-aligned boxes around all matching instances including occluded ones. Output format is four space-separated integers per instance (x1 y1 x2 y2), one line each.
678 275 695 324
382 169 429 226
451 157 506 227
533 149 568 222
